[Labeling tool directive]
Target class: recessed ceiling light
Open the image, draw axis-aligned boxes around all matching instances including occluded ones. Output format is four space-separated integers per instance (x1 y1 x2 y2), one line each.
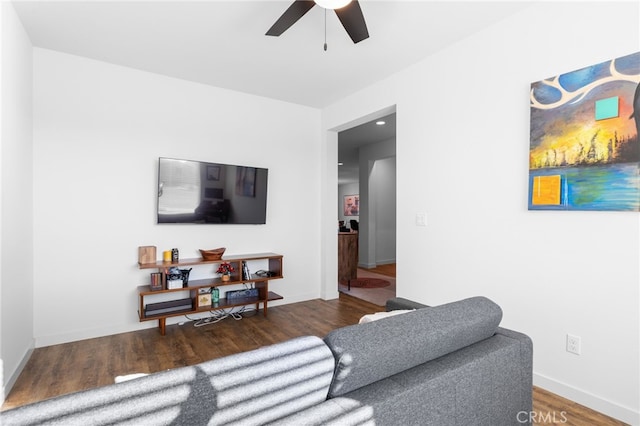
376 121 386 126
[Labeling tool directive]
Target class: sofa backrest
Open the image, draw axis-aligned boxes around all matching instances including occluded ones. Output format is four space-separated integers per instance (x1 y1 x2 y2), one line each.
2 336 335 426
323 296 503 397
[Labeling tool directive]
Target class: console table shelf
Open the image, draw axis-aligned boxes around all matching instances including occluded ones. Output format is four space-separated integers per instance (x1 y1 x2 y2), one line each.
138 252 283 270
137 252 283 335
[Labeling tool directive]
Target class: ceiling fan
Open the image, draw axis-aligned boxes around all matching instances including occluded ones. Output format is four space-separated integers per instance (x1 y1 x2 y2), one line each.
266 0 369 46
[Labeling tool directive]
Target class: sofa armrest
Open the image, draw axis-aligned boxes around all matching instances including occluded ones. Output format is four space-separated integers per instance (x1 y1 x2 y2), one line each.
326 296 503 397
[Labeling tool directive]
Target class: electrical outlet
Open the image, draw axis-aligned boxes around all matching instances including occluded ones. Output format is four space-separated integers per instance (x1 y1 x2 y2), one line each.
567 334 581 355
416 212 427 227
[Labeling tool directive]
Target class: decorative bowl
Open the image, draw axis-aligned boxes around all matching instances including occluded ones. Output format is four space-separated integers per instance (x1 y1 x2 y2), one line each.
199 247 226 261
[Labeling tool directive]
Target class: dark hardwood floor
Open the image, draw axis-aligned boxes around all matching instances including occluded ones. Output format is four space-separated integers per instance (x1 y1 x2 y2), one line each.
365 263 396 277
2 294 383 410
1 293 627 425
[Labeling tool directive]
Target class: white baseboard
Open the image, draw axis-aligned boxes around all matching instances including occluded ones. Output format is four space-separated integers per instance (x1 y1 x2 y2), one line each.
534 373 639 425
36 323 152 347
3 343 35 398
357 260 396 269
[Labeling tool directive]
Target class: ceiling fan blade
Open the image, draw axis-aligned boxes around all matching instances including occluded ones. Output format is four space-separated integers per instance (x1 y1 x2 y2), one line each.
334 0 369 44
266 1 316 37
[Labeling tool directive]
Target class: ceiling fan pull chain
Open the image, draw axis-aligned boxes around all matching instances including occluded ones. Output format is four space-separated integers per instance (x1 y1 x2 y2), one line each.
324 8 328 51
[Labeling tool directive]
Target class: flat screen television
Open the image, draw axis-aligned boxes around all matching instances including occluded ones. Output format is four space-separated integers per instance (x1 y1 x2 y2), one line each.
157 157 268 224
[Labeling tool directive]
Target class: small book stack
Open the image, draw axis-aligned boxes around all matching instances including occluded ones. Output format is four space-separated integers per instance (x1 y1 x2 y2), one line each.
242 261 251 280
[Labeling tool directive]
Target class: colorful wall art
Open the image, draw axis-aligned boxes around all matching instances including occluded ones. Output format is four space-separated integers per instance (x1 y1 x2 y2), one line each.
343 195 359 216
529 51 640 211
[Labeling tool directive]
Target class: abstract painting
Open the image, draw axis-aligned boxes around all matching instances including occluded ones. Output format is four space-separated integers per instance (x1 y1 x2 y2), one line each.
529 51 640 210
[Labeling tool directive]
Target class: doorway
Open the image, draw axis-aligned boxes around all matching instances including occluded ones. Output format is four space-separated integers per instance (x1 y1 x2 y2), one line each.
336 113 396 306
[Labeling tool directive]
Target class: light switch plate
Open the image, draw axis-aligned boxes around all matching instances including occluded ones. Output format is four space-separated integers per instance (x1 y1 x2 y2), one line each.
416 213 427 227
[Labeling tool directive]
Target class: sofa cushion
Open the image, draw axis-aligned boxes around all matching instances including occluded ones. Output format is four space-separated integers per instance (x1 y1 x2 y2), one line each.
2 336 336 426
323 296 503 397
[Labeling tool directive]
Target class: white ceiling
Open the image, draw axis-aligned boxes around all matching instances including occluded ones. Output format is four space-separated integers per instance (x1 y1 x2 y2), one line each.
12 0 531 185
12 0 532 109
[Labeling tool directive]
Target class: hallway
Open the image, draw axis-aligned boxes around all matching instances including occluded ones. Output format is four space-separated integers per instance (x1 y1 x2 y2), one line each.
338 263 396 306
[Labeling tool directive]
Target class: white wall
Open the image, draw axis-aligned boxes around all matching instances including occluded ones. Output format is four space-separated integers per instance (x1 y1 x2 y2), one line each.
32 48 322 346
370 156 396 265
359 139 396 267
322 2 638 424
0 1 34 398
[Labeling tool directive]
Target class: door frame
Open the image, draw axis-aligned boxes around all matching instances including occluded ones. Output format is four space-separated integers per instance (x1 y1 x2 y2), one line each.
320 105 396 300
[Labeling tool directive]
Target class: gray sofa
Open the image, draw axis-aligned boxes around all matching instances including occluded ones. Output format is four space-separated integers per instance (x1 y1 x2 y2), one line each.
1 296 533 425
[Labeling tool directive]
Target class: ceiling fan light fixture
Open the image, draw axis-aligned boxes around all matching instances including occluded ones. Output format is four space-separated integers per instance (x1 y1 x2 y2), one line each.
315 0 352 10
267 0 368 44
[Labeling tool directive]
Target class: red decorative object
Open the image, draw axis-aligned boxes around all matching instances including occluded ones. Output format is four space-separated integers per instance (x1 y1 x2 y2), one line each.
216 262 235 275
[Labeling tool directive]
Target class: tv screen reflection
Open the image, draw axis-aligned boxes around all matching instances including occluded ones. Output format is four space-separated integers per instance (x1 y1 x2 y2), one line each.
157 157 268 225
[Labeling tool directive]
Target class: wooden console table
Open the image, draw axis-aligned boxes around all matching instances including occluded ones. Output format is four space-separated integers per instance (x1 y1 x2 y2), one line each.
338 232 358 289
138 252 283 335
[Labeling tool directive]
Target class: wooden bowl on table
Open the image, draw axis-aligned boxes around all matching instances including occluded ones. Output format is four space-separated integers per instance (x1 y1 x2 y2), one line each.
199 247 226 261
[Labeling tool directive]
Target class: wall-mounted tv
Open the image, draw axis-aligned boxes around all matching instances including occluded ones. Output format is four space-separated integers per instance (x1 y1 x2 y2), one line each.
157 157 268 224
